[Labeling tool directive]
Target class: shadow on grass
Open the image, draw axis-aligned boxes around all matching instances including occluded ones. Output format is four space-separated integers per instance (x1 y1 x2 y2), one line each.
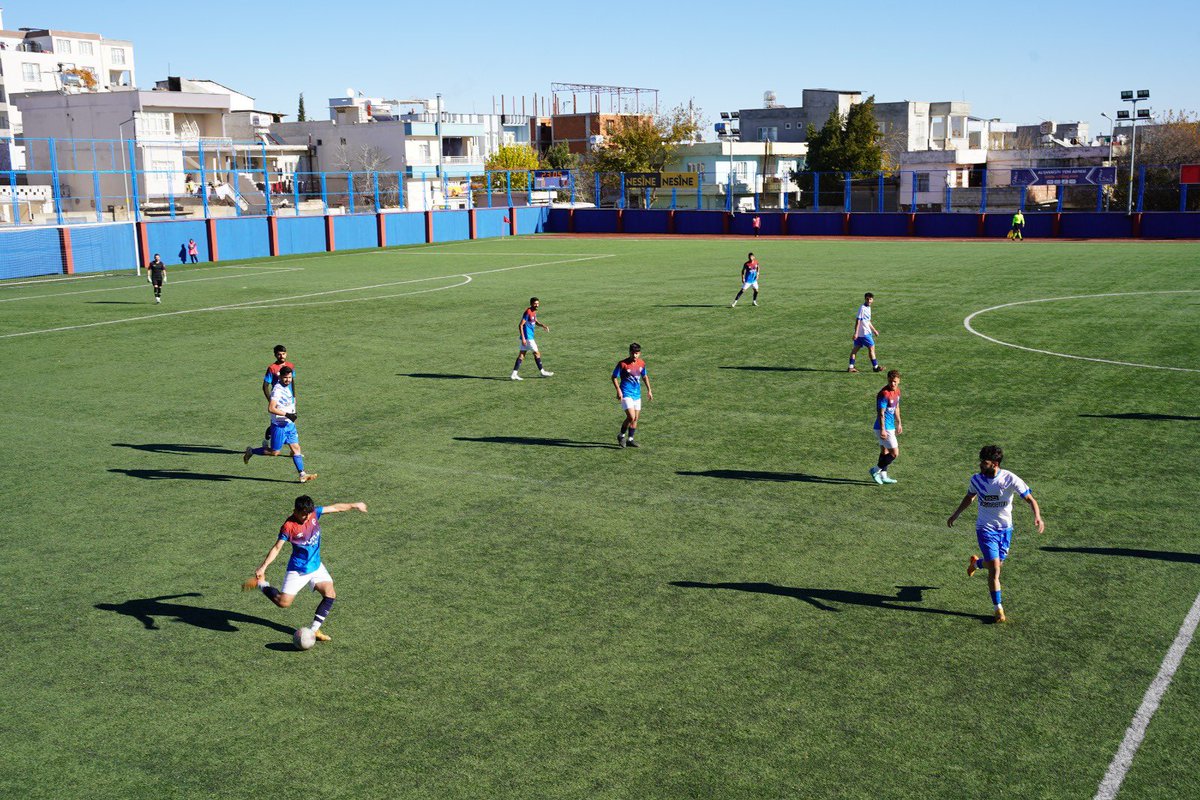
677 469 873 485
1041 546 1200 564
654 304 725 308
109 467 292 483
454 435 617 449
112 442 243 455
1078 413 1199 422
87 301 145 305
719 365 844 374
95 592 294 635
398 373 510 381
671 581 991 621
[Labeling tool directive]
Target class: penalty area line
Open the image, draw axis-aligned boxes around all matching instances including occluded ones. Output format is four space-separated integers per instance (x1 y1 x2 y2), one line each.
1095 588 1200 800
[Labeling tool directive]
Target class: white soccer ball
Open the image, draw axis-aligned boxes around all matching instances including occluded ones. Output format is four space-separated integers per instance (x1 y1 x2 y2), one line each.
293 627 316 651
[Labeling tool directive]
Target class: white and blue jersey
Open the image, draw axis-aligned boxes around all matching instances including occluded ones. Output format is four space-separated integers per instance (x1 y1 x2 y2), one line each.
279 507 324 574
970 469 1031 532
269 382 296 426
854 304 874 346
613 358 647 400
742 258 759 284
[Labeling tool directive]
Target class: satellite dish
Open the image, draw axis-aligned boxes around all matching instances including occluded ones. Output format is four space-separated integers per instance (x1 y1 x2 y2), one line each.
346 87 355 98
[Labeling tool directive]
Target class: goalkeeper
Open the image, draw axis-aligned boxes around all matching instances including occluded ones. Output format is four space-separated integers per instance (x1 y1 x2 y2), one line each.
243 366 317 483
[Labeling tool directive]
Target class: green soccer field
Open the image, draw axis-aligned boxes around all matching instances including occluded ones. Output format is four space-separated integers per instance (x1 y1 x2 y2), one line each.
2 236 1198 800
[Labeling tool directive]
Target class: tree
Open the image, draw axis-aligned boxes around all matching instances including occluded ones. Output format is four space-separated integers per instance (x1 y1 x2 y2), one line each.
297 93 307 122
583 103 704 206
802 96 882 175
1116 109 1200 211
540 142 579 171
485 143 540 189
332 144 394 208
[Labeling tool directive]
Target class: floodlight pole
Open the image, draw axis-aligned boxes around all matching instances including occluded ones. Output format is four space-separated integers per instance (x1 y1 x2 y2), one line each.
1121 90 1149 215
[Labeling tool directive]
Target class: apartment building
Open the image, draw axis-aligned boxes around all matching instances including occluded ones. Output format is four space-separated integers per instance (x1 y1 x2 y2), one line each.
0 8 134 168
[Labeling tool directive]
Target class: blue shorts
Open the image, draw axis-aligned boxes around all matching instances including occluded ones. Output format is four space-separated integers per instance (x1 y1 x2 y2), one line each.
854 334 875 349
976 527 1012 563
269 420 299 450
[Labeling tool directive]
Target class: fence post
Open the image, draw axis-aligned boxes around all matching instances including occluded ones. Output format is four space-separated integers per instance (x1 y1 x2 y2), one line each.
980 168 988 214
1019 187 1027 212
569 171 576 205
92 169 102 223
49 138 65 225
373 171 381 212
168 172 175 220
1096 184 1104 213
619 172 626 210
878 172 885 213
505 171 513 208
909 171 917 213
697 172 702 209
843 172 851 213
9 171 20 226
1182 183 1189 213
320 173 329 214
127 138 142 222
1137 165 1146 212
814 172 821 213
671 187 677 210
292 174 300 217
348 172 356 215
1056 187 1064 213
261 141 273 217
198 140 210 219
595 173 601 208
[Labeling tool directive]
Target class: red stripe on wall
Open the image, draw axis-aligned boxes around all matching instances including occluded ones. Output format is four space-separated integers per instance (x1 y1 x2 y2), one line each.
60 227 74 275
425 211 434 243
377 212 387 247
206 217 219 262
325 215 336 252
267 216 279 256
468 208 477 240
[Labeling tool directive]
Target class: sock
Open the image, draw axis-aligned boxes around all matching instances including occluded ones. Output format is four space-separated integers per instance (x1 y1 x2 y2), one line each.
512 358 522 372
878 453 895 470
312 596 335 630
849 357 856 367
627 426 636 441
871 358 879 368
620 421 629 437
252 447 267 456
292 454 304 473
991 589 1002 607
261 585 281 602
535 357 544 370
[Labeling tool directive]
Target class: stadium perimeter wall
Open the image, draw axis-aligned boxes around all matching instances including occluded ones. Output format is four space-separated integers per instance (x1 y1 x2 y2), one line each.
0 207 548 280
543 209 1200 241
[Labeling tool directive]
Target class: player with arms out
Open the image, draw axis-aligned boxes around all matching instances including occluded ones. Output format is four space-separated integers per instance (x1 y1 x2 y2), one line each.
947 445 1045 623
870 369 902 485
847 292 882 373
730 252 760 307
243 366 317 483
511 297 554 381
261 344 294 448
613 342 653 448
242 495 367 644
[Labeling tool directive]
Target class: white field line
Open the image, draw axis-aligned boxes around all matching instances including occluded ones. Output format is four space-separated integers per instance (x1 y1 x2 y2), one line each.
0 254 611 339
0 266 303 303
0 273 107 287
964 291 1200 373
1095 589 1200 800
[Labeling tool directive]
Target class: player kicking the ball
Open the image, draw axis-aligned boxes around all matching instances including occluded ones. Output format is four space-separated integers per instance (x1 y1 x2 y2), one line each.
511 297 553 380
613 342 653 448
243 366 316 483
242 495 367 643
947 445 1044 623
730 252 760 307
870 369 902 485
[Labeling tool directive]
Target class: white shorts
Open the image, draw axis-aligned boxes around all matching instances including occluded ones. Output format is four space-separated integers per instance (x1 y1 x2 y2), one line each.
741 279 759 291
876 429 898 449
621 397 642 411
519 340 539 353
281 564 333 596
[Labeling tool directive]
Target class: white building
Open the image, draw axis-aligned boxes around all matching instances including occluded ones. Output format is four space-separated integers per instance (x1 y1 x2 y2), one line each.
0 8 134 168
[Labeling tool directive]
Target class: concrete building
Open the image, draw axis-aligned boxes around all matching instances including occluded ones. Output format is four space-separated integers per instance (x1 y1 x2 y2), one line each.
0 8 135 168
662 140 808 210
13 78 303 221
551 112 651 154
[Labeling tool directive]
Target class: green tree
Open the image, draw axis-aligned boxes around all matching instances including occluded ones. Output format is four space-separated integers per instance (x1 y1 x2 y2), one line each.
803 96 882 175
583 103 704 207
485 143 540 189
540 142 579 171
1114 109 1200 211
297 93 306 122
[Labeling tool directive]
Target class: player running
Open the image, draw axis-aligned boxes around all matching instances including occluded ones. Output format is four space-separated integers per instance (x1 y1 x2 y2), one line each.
613 342 653 448
870 369 902 485
243 366 317 483
242 495 367 644
847 292 882 373
730 252 760 307
261 344 294 448
947 445 1045 623
511 297 554 381
147 253 166 304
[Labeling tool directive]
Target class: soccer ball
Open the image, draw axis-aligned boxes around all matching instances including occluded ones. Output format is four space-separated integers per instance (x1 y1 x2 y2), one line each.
293 627 316 651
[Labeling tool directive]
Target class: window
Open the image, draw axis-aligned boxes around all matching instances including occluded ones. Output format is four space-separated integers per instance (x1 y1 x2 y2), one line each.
916 172 930 192
605 120 615 134
57 39 73 54
339 137 346 145
137 112 172 138
784 122 792 129
110 47 126 65
78 41 94 56
0 113 9 131
22 63 41 83
758 126 778 142
0 87 5 103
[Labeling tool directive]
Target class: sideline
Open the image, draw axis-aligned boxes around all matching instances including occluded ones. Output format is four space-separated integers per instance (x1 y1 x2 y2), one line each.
0 266 303 303
1095 589 1200 799
964 291 1200 373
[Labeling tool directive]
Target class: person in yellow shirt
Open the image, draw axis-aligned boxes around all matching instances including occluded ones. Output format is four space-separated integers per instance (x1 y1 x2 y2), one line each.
1010 210 1025 241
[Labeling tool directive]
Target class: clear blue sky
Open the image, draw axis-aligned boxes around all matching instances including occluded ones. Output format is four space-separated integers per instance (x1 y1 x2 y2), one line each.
6 0 1195 141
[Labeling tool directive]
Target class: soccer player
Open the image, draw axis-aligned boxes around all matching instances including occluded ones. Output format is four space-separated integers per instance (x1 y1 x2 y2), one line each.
730 252 760 307
243 367 317 483
870 369 902 485
511 297 554 381
947 445 1045 623
242 495 367 643
847 292 882 373
147 253 166 304
1010 209 1025 241
613 342 653 448
262 344 294 448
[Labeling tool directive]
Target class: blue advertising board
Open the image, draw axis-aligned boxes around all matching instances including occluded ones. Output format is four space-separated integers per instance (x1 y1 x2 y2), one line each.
1009 167 1116 186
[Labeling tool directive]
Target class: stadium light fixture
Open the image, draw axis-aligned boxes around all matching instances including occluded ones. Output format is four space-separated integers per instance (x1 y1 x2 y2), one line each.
1136 108 1151 119
1119 89 1152 214
1116 110 1130 120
